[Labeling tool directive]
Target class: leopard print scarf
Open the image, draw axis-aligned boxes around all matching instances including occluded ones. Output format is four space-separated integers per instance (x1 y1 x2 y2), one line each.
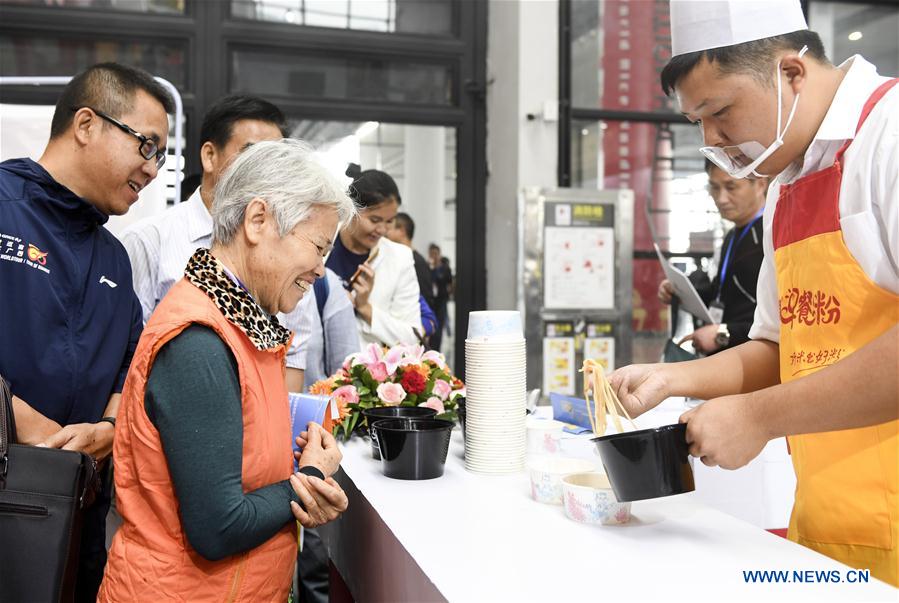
184 248 291 351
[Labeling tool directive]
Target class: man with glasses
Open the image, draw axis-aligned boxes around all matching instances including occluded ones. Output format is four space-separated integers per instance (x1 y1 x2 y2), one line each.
85 107 167 171
121 95 286 326
658 159 767 354
0 62 173 601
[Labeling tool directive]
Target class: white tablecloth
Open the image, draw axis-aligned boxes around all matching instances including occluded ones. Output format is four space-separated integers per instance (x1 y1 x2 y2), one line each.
321 410 896 602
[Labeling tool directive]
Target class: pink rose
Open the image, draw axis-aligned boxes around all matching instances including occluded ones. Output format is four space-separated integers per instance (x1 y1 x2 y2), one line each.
367 361 388 382
450 387 466 400
377 382 407 405
419 397 445 415
332 385 359 406
432 379 452 401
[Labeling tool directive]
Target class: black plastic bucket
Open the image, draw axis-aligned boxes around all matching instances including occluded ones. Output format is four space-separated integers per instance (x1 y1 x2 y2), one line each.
371 418 454 480
456 398 466 442
363 406 437 460
591 423 695 502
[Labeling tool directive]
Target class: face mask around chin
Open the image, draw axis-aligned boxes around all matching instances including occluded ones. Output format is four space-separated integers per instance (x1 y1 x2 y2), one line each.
700 45 808 179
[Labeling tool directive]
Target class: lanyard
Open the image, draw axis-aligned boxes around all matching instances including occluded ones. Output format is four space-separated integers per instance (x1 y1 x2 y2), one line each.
717 207 764 301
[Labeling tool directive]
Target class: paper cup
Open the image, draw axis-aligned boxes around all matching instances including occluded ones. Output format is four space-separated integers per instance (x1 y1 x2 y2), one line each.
467 311 523 342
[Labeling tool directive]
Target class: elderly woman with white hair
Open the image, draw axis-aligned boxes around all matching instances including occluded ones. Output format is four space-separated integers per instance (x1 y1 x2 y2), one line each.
98 140 357 602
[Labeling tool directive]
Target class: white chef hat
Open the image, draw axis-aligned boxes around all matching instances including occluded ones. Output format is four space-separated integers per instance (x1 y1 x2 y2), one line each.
670 0 808 57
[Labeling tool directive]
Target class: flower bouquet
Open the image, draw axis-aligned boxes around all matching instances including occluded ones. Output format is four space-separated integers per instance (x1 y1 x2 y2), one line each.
310 343 466 441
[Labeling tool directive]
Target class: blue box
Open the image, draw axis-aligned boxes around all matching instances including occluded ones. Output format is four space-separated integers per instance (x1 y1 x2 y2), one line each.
549 392 594 434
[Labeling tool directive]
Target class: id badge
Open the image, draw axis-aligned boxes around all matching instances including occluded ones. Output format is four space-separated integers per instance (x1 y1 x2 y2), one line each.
708 300 725 324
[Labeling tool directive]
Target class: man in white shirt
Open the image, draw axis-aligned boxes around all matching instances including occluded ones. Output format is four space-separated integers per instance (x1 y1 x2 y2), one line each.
121 95 358 395
611 0 898 585
121 94 284 322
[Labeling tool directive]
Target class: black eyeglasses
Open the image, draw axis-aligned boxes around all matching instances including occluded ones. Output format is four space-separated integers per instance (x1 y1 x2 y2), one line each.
72 106 166 170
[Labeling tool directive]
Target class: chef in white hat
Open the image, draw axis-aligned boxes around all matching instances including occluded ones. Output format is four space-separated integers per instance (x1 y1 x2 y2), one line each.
611 0 898 585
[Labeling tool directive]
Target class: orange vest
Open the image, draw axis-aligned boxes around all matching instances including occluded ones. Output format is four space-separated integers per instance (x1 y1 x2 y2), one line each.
775 79 898 586
98 278 297 602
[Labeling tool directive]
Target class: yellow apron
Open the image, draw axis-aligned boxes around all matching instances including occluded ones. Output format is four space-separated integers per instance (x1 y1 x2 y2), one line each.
773 78 898 586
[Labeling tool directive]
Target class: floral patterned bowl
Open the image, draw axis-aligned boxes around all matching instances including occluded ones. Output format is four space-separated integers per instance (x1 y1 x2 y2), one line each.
561 472 631 525
526 418 564 456
528 457 596 505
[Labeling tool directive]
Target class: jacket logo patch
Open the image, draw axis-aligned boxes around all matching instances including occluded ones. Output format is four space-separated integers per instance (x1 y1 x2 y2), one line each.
27 244 48 265
1 233 50 275
99 276 118 288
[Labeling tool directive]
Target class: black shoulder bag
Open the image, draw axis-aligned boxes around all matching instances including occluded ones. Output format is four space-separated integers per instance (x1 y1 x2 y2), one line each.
0 377 99 603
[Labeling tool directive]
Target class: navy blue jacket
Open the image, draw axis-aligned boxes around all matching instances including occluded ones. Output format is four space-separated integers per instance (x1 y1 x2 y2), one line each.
0 158 142 425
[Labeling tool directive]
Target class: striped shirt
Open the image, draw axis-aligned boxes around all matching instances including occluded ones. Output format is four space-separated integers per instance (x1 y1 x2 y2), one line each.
278 269 359 385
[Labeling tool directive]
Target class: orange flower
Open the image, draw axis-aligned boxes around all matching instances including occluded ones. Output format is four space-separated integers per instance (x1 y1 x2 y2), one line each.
407 363 431 381
309 377 336 396
331 395 352 425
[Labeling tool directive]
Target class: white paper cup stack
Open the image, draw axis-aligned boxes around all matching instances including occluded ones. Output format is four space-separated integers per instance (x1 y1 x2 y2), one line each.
464 311 527 474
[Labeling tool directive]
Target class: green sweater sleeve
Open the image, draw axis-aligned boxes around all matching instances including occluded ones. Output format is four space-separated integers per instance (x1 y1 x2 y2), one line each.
144 324 319 562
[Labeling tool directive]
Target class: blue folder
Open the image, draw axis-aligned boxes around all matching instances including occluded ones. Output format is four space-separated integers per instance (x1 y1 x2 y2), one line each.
549 392 594 434
288 393 331 469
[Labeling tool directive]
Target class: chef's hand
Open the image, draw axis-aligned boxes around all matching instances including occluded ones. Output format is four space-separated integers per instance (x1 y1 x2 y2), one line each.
679 393 769 470
658 279 675 304
289 473 349 528
608 363 671 419
679 324 721 355
296 422 342 477
351 264 375 324
39 421 115 461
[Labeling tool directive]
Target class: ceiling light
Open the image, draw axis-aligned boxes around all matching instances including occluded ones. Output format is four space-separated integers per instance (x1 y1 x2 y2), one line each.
848 31 863 41
581 128 589 136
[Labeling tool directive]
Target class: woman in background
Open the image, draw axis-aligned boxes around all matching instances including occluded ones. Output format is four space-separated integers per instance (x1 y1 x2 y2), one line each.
327 165 422 347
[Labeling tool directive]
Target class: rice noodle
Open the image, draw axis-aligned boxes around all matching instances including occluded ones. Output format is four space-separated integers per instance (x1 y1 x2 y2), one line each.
582 359 637 436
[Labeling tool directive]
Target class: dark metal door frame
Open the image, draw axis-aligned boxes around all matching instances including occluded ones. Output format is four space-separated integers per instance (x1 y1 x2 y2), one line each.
1 0 487 375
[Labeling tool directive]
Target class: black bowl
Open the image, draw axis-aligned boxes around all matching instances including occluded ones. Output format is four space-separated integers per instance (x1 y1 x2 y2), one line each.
456 398 466 441
591 423 695 502
371 418 454 480
363 406 437 460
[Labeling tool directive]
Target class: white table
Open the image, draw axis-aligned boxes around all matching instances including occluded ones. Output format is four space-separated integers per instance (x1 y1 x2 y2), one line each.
320 421 897 602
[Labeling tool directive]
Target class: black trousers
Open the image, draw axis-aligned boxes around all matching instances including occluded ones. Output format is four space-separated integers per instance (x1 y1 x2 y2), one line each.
431 301 448 352
75 462 112 603
297 527 329 603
